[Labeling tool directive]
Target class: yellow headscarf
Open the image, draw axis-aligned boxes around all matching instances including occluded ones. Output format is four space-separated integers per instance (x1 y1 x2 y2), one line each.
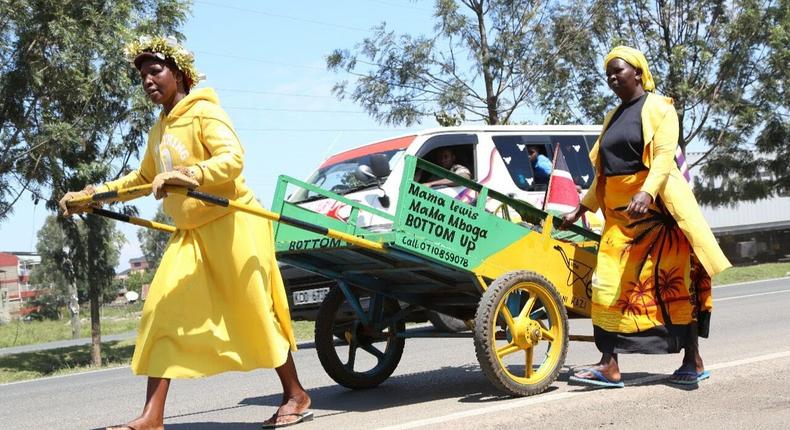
604 46 655 92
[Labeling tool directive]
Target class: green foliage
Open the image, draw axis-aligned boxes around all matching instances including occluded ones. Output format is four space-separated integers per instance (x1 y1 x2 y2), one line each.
136 204 173 268
327 0 561 126
23 289 65 321
333 0 787 206
548 0 789 206
0 0 191 220
29 215 125 304
122 270 155 295
0 0 190 364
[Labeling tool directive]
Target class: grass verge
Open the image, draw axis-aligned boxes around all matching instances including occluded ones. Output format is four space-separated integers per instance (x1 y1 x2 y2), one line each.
712 262 790 286
0 339 136 384
0 303 144 348
0 321 316 384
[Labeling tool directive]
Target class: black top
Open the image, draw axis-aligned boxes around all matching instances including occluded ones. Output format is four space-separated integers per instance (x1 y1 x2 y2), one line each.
600 93 648 176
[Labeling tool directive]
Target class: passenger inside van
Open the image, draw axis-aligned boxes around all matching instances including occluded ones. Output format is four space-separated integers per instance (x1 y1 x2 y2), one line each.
416 146 472 188
528 146 552 184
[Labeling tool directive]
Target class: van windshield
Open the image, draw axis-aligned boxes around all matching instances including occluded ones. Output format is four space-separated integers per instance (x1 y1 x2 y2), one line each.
290 149 405 202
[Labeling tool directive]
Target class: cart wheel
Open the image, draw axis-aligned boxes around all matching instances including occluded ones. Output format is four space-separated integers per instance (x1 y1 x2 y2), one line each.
315 286 405 389
474 270 568 396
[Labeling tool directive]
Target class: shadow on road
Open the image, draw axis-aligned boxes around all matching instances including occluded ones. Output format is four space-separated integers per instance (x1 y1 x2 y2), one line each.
241 363 521 413
123 364 672 428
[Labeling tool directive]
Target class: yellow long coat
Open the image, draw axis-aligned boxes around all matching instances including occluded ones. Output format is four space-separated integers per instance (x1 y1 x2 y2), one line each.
581 93 731 277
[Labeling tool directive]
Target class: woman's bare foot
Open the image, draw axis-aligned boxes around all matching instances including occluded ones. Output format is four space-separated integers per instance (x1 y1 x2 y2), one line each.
572 353 620 382
106 415 164 430
262 391 312 427
573 361 622 383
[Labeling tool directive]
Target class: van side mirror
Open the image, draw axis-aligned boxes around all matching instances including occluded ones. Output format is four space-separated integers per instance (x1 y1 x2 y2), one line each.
354 163 391 209
354 165 377 183
369 154 391 178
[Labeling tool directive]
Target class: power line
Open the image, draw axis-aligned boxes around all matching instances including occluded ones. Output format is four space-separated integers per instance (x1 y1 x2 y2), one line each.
195 1 369 32
215 87 335 98
224 106 366 114
236 127 414 132
367 0 432 12
195 50 325 70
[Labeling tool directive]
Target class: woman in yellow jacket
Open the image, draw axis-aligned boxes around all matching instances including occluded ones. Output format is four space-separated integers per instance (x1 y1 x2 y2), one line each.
60 36 312 429
561 46 730 388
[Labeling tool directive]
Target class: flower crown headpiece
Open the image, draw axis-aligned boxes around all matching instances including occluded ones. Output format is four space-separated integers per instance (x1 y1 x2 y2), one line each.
124 35 204 88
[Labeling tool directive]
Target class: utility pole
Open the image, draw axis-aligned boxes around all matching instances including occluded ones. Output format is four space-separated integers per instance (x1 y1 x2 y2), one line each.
62 246 80 339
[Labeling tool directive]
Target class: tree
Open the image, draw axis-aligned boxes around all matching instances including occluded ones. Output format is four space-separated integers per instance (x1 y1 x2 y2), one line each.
137 204 173 269
29 216 125 335
327 0 572 126
547 0 790 206
123 270 155 296
1 0 190 365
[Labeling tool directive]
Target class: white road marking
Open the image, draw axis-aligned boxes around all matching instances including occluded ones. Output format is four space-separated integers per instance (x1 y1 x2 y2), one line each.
714 289 790 302
379 350 790 430
713 276 790 289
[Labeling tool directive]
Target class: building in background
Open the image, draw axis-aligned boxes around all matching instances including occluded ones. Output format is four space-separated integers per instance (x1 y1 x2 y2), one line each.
129 257 150 274
0 252 42 322
114 256 152 302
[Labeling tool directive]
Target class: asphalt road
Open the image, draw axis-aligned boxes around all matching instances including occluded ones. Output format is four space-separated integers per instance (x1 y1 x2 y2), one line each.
1 277 789 430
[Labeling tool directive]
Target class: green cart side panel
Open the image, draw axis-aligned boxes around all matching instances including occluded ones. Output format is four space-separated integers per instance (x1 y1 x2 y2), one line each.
392 179 535 271
271 174 396 253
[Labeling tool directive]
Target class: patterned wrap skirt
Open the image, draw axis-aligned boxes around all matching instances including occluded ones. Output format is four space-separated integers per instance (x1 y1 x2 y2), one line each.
592 170 712 354
130 202 296 378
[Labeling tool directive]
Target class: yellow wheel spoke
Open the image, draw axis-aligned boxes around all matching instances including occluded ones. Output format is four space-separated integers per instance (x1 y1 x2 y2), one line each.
517 294 537 320
499 306 516 333
496 342 520 358
540 328 555 342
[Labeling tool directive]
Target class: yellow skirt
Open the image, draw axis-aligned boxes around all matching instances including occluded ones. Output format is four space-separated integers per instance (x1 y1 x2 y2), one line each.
131 204 296 378
592 171 712 353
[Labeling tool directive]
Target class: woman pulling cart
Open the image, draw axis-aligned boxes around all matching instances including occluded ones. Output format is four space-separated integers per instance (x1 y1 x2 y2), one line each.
60 36 312 429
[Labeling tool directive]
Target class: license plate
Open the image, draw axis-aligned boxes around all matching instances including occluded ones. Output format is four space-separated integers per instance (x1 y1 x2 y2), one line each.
292 287 330 306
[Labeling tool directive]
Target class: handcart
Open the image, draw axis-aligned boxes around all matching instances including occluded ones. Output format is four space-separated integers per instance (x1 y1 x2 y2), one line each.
70 155 599 397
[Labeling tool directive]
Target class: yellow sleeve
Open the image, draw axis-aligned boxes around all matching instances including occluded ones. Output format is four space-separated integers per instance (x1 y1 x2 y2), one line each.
580 175 600 212
640 106 679 199
194 108 244 186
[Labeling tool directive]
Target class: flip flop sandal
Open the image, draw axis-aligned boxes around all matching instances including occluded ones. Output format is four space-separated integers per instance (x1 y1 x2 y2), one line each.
261 410 314 429
668 369 711 385
568 368 625 388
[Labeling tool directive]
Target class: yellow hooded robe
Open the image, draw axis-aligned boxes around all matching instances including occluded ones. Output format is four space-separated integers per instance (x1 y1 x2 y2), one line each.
101 88 296 378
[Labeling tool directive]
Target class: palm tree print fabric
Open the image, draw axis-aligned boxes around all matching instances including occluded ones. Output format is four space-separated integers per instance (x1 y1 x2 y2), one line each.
591 171 711 337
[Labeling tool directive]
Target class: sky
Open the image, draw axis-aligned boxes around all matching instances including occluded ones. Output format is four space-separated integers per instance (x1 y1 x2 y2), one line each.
0 0 448 269
6 0 680 270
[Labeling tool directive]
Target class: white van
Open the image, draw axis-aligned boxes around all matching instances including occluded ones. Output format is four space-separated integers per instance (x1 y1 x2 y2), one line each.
279 125 601 326
290 125 600 220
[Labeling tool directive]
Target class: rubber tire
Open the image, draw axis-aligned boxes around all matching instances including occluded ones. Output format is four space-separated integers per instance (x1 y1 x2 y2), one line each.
428 311 470 333
315 286 405 389
473 270 569 397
